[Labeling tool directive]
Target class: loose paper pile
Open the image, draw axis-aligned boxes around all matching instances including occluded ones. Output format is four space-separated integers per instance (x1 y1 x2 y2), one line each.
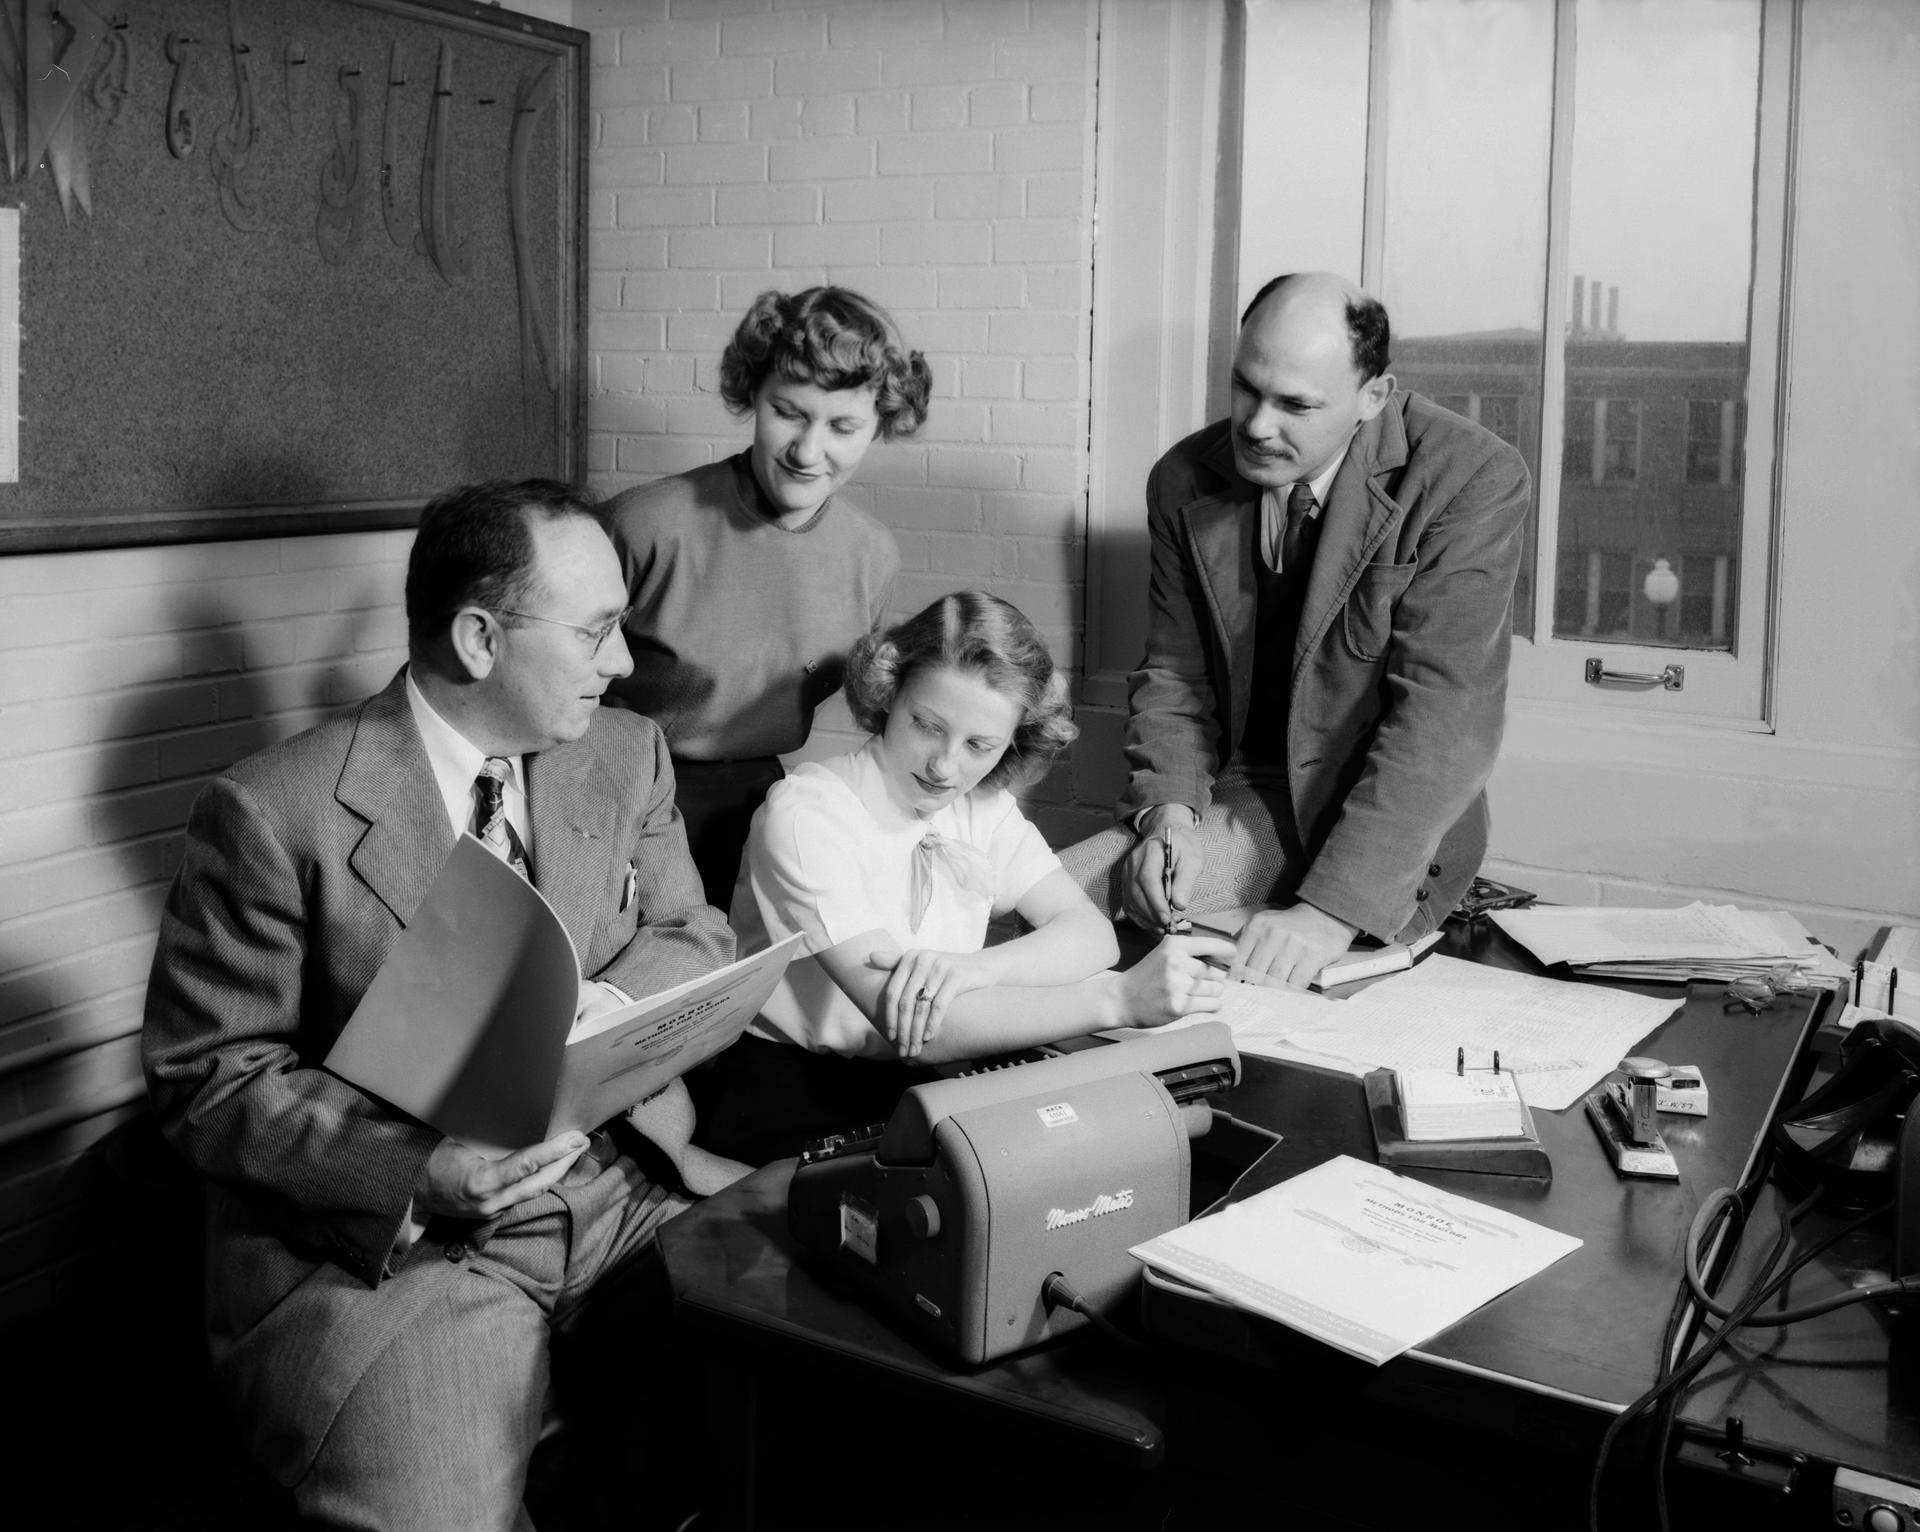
1132 1154 1582 1365
1489 902 1848 986
1398 1068 1528 1141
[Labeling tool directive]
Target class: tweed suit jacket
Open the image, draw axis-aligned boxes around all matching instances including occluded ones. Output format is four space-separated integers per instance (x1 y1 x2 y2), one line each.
1119 394 1530 941
141 668 732 1463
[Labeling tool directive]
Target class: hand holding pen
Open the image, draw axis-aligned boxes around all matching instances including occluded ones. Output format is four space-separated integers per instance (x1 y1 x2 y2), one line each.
1121 805 1202 932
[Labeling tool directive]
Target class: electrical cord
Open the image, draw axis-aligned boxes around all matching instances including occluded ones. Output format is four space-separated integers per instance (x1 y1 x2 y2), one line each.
1040 1270 1150 1353
1683 1187 1912 1324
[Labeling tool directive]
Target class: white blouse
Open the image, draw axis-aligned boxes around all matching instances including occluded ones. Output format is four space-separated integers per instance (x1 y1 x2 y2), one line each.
730 740 1062 1058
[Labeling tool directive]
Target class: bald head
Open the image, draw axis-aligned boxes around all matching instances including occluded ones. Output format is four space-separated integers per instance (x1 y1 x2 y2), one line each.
1228 272 1396 489
1240 272 1392 383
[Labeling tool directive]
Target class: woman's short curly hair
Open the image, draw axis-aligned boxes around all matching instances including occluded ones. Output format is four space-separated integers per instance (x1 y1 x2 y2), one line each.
718 287 932 440
844 591 1077 795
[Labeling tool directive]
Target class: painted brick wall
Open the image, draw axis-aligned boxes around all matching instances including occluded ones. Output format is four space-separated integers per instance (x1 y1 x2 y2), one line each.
578 0 1110 845
0 532 412 1324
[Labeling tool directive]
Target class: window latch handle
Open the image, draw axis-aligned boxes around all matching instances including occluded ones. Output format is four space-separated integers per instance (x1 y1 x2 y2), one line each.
1585 659 1685 691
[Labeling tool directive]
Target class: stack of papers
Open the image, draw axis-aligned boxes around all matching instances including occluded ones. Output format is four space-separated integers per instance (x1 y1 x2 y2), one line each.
1489 902 1849 986
1398 1068 1527 1141
1131 1155 1582 1365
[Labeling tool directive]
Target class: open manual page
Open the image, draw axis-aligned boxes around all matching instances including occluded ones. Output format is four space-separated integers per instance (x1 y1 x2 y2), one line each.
326 834 799 1154
1131 1154 1582 1365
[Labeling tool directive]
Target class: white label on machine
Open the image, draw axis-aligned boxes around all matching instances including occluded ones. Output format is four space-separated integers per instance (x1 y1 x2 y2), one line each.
1035 1101 1078 1128
838 1195 879 1264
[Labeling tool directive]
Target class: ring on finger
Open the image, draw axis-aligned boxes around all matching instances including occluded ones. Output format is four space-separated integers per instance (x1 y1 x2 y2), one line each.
915 988 932 1004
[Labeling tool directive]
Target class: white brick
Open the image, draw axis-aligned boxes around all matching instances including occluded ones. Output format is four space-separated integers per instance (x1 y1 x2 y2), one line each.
926 532 995 578
667 312 744 353
989 308 1079 355
648 105 697 144
992 403 1083 448
988 490 1082 538
946 0 1031 40
600 107 652 147
600 353 695 394
992 29 1089 82
910 87 967 132
615 20 717 65
877 487 983 532
592 66 672 107
699 102 751 141
913 399 990 444
828 2 943 48
877 132 990 178
595 232 668 268
775 51 882 96
959 356 1019 398
817 266 936 312
1022 356 1083 401
614 186 714 227
904 310 990 355
594 147 665 186
716 182 821 223
670 56 774 101
993 217 1081 264
934 175 1023 220
801 95 858 135
616 436 715 476
587 435 618 474
664 142 768 185
590 189 618 228
665 396 740 435
855 442 929 487
590 271 622 313
1024 268 1086 311
937 267 1023 309
769 138 875 181
1011 536 1085 585
669 227 773 267
881 221 989 266
1024 171 1082 217
773 224 880 266
674 0 773 19
928 447 1021 490
719 10 822 53
623 270 720 309
889 572 974 613
593 393 670 433
855 93 909 135
824 177 933 222
881 41 996 87
749 97 804 139
1030 80 1087 123
993 125 1082 173
924 355 959 399
596 313 667 352
967 81 1026 128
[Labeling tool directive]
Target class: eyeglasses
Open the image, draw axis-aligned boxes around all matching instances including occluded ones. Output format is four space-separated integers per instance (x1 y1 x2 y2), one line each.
492 606 632 658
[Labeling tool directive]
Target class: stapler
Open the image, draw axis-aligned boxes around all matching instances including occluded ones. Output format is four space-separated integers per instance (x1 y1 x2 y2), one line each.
1586 1056 1681 1178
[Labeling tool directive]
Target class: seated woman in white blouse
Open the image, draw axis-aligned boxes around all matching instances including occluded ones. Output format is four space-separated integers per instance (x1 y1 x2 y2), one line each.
692 590 1234 1166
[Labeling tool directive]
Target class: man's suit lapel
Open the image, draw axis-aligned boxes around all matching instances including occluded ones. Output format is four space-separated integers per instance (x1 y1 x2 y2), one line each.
336 671 456 928
527 738 618 961
1183 435 1261 759
1294 401 1411 677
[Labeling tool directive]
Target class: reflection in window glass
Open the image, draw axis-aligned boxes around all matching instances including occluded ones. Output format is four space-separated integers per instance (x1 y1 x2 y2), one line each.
1554 0 1761 649
1376 0 1553 634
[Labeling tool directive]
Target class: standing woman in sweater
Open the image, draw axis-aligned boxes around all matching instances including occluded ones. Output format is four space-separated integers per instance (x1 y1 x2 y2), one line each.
602 287 931 907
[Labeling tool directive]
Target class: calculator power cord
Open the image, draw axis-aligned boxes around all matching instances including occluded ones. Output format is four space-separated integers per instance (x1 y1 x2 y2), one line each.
1040 1271 1149 1353
1682 1186 1918 1324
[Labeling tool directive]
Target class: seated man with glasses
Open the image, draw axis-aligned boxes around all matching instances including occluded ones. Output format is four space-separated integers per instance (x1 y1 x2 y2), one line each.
141 479 733 1531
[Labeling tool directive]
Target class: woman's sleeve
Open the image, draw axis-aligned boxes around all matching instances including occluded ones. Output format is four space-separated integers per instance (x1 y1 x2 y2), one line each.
985 796 1065 916
742 780 892 954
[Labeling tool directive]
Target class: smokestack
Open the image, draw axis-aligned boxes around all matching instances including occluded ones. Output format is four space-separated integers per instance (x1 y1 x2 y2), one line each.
1607 286 1619 336
1590 281 1603 335
1572 275 1585 336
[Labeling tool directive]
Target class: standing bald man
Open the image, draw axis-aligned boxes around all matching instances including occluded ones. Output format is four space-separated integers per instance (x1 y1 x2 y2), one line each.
1072 272 1529 986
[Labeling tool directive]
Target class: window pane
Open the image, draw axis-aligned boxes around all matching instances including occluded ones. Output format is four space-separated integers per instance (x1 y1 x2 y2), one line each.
1552 0 1762 651
1375 0 1554 634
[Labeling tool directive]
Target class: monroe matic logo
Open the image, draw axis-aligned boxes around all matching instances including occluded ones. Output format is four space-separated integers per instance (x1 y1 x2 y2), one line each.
1044 1189 1135 1231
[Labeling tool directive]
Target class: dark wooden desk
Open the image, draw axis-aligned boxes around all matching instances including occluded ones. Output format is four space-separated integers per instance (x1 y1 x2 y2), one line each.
658 919 1843 1529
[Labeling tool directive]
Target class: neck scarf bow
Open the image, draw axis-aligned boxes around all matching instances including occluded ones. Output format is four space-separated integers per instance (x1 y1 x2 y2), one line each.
908 830 996 933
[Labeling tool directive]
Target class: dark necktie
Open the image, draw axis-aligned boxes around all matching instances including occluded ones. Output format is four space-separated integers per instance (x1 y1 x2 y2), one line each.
1281 481 1319 575
473 759 531 880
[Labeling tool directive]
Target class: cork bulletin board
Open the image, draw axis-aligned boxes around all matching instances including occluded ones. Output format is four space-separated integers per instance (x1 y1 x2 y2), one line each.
0 0 586 553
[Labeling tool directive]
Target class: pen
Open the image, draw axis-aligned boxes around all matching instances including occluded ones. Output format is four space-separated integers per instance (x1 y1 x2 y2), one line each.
1161 833 1191 936
1493 1050 1501 1075
1456 1045 1465 1077
1892 965 1900 1012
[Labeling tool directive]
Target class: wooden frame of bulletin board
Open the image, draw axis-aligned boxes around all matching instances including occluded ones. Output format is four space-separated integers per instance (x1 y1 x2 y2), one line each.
0 0 587 553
